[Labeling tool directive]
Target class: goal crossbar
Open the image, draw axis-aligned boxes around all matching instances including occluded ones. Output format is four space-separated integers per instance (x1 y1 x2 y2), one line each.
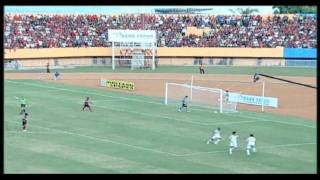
165 82 238 113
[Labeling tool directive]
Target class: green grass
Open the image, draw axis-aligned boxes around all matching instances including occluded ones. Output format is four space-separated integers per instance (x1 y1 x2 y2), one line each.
4 80 316 173
6 66 317 77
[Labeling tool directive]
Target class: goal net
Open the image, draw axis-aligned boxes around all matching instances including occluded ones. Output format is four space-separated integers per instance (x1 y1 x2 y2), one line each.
108 30 157 70
164 82 238 113
112 45 154 70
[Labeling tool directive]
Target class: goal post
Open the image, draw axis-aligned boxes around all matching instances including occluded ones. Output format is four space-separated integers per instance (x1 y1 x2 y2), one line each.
164 82 238 113
108 30 157 70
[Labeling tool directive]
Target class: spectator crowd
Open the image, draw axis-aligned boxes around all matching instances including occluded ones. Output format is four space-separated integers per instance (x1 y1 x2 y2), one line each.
4 13 317 49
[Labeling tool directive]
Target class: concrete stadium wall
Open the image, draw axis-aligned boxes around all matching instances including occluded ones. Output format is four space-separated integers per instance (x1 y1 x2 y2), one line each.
158 57 284 66
12 58 94 67
4 47 286 67
12 57 285 67
4 47 284 59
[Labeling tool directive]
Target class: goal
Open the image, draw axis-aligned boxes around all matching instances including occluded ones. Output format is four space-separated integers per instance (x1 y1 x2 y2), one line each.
108 30 157 70
164 82 238 113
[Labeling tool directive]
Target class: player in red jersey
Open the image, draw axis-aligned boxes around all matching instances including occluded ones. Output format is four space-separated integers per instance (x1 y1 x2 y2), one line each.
81 97 93 112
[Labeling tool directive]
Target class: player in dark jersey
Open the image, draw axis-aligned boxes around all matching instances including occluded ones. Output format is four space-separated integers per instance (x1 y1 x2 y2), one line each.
81 97 93 112
224 90 229 102
47 62 50 73
178 95 189 112
22 113 28 132
199 63 205 74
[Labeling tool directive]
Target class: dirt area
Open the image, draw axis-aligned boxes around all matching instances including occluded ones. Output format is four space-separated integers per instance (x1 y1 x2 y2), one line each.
5 72 317 120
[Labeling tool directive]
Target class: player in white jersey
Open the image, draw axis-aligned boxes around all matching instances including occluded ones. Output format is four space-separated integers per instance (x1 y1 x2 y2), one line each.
229 131 239 155
207 128 221 145
246 134 256 155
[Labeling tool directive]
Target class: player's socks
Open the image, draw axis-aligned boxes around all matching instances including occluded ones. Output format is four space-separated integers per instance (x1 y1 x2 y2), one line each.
253 148 256 153
246 149 250 155
214 140 219 144
206 140 210 144
229 148 232 154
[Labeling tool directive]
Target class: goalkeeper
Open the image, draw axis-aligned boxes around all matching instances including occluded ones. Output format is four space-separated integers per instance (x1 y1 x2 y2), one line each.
178 95 189 112
15 96 27 115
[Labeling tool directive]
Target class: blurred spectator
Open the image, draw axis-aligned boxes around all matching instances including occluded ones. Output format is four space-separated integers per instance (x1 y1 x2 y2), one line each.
4 14 317 49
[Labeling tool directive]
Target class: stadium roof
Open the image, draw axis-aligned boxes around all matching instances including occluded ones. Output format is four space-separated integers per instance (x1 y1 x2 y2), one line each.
5 6 275 15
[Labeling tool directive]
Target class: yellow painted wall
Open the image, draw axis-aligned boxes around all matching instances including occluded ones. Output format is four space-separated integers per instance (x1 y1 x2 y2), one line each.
157 47 284 58
4 47 284 59
10 57 285 67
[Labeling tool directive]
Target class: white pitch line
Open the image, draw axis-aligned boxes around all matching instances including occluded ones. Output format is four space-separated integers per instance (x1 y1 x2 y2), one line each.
175 142 317 157
77 102 265 126
4 120 316 158
6 80 165 105
77 100 266 126
93 99 123 102
5 120 180 157
6 80 316 129
75 102 213 126
5 81 264 126
6 131 63 134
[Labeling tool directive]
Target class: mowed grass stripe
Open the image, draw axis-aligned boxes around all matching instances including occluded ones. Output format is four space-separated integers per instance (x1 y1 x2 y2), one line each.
6 79 240 125
5 80 318 148
5 80 292 150
5 80 317 173
6 79 264 129
6 79 316 128
7 135 179 173
5 84 251 155
4 82 245 173
6 141 119 173
5 121 234 173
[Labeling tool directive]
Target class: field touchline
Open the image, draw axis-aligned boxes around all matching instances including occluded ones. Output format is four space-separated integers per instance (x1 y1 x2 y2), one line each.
6 80 315 129
6 131 63 134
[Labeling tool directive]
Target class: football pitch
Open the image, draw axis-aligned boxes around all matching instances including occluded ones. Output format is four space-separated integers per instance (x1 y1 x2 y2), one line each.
4 79 317 173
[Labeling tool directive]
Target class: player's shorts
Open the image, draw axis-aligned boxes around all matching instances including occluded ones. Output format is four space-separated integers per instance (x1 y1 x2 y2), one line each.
229 142 238 148
247 144 255 149
22 119 27 126
211 135 221 140
21 104 26 108
182 103 187 107
84 104 90 108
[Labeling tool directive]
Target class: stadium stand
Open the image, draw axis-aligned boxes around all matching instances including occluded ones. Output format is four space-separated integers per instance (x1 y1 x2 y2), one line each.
4 14 317 49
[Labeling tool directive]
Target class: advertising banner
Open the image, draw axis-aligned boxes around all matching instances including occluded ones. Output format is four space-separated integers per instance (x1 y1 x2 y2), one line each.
228 93 278 108
108 30 156 43
100 79 135 91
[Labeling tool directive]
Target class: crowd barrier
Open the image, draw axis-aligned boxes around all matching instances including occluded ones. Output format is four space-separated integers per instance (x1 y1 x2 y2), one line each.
4 47 317 68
